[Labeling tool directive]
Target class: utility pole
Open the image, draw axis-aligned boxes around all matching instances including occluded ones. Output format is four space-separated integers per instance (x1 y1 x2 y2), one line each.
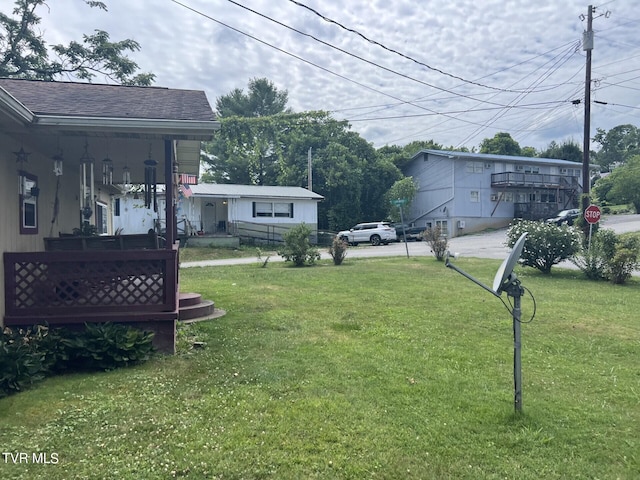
582 4 594 219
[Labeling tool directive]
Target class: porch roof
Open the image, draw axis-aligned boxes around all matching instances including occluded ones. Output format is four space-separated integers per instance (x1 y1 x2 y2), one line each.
0 78 220 178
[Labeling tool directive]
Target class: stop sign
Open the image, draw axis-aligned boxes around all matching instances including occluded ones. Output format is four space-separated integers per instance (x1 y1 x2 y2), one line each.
584 205 601 224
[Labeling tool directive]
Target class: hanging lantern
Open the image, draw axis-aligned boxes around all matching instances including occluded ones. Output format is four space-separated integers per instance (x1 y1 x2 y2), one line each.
52 150 64 176
122 165 131 189
102 157 113 185
144 158 158 211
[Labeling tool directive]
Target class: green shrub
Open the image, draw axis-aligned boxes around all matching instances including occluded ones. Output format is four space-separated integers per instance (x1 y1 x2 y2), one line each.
328 236 348 265
507 220 582 274
572 229 640 284
0 322 155 397
69 323 155 371
422 225 449 261
0 326 47 398
572 229 617 280
277 223 321 267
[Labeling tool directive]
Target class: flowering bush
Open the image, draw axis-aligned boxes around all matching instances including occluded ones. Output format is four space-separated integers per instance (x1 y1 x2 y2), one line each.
506 220 582 274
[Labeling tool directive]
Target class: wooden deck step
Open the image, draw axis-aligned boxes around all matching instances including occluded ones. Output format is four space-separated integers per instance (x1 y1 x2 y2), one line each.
178 292 219 322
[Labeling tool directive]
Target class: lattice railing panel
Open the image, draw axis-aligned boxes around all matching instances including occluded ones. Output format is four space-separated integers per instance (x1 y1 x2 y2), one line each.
4 250 176 316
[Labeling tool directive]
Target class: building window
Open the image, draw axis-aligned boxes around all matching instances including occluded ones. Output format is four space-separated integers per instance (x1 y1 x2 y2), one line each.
436 220 448 236
504 192 513 202
253 202 273 217
19 171 38 235
470 191 480 202
253 202 294 218
114 198 121 217
95 202 108 235
274 202 294 218
466 161 483 173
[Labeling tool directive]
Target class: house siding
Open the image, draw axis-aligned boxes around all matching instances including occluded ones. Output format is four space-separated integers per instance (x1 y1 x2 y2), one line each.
1 132 83 327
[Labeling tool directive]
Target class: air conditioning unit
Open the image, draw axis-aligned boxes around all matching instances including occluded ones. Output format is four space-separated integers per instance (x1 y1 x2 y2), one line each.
457 220 466 229
490 194 498 201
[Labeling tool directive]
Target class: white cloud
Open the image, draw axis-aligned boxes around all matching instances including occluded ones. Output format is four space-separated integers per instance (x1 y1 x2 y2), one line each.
20 0 640 152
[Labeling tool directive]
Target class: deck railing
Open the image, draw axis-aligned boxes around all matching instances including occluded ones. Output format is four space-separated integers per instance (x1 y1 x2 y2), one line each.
3 248 178 326
491 173 580 189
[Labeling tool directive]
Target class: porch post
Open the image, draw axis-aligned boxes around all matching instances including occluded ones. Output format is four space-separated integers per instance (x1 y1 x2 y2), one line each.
164 139 176 248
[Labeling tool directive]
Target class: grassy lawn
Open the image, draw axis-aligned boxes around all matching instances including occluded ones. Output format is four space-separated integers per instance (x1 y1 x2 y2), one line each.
1 257 639 479
178 245 274 263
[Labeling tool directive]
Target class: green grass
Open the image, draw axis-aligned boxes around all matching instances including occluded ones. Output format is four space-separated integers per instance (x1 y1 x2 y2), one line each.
178 245 275 263
1 257 639 479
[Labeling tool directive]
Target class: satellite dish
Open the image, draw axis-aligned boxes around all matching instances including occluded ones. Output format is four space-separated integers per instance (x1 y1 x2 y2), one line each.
444 230 531 413
492 232 527 295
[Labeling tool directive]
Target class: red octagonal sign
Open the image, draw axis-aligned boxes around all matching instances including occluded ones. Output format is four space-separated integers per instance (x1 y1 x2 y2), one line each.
584 204 601 224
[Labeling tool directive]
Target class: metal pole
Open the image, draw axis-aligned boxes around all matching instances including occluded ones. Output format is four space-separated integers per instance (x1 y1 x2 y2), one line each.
582 5 594 222
511 285 523 413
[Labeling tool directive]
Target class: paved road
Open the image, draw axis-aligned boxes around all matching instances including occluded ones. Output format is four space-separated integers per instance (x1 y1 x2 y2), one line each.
181 214 640 268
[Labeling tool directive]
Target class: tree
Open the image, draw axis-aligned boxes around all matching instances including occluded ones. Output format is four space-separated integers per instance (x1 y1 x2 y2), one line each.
479 132 521 156
215 78 291 118
593 124 640 172
601 155 640 213
539 139 582 163
385 177 417 222
0 0 154 85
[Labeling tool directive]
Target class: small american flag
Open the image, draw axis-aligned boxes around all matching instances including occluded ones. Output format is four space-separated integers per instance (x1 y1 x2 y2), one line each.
179 184 193 198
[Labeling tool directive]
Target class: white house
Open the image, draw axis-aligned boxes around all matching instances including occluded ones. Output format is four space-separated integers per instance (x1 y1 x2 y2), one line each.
115 184 324 245
403 149 598 237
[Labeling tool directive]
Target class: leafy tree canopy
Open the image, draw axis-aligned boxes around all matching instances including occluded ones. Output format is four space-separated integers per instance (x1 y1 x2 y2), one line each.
385 177 417 222
479 132 521 156
539 139 582 163
215 77 291 118
0 0 154 85
593 124 640 172
599 154 640 213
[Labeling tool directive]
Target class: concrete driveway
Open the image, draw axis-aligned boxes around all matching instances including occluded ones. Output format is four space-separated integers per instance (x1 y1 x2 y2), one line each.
181 214 640 268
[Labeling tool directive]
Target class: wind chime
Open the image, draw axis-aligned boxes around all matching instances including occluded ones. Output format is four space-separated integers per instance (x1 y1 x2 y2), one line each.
144 145 158 212
102 141 113 186
79 140 95 221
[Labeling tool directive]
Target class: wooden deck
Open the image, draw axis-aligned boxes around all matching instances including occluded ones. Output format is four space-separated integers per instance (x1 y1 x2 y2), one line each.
3 245 179 352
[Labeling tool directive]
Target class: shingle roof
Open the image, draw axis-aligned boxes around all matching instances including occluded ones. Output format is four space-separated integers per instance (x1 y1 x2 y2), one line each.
0 78 215 121
190 184 323 200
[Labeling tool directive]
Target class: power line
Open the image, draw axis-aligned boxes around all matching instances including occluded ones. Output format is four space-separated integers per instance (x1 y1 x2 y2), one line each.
224 0 518 107
287 0 531 94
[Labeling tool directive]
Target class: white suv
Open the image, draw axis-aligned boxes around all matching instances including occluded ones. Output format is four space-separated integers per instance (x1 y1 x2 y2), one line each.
337 222 397 246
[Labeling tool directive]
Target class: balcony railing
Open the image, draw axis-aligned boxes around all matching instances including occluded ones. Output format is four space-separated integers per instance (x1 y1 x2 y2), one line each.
492 172 580 189
3 248 178 326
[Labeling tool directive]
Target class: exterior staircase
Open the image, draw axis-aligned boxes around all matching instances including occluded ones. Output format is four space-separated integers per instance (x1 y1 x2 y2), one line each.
178 292 219 323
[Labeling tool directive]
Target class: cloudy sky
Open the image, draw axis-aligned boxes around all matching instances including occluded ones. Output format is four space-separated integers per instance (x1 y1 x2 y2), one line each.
30 0 640 152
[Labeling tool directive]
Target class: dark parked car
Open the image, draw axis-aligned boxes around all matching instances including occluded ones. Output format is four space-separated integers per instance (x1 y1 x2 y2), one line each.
392 223 425 241
546 209 580 226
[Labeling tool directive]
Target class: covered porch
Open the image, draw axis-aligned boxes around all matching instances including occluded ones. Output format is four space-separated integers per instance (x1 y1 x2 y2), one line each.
0 79 219 352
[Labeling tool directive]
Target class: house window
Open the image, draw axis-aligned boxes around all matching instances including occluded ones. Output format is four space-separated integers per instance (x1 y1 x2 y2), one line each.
274 202 294 218
114 198 121 217
19 171 38 235
253 202 294 218
436 220 448 236
515 165 524 172
95 202 108 235
253 202 273 217
470 191 480 202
